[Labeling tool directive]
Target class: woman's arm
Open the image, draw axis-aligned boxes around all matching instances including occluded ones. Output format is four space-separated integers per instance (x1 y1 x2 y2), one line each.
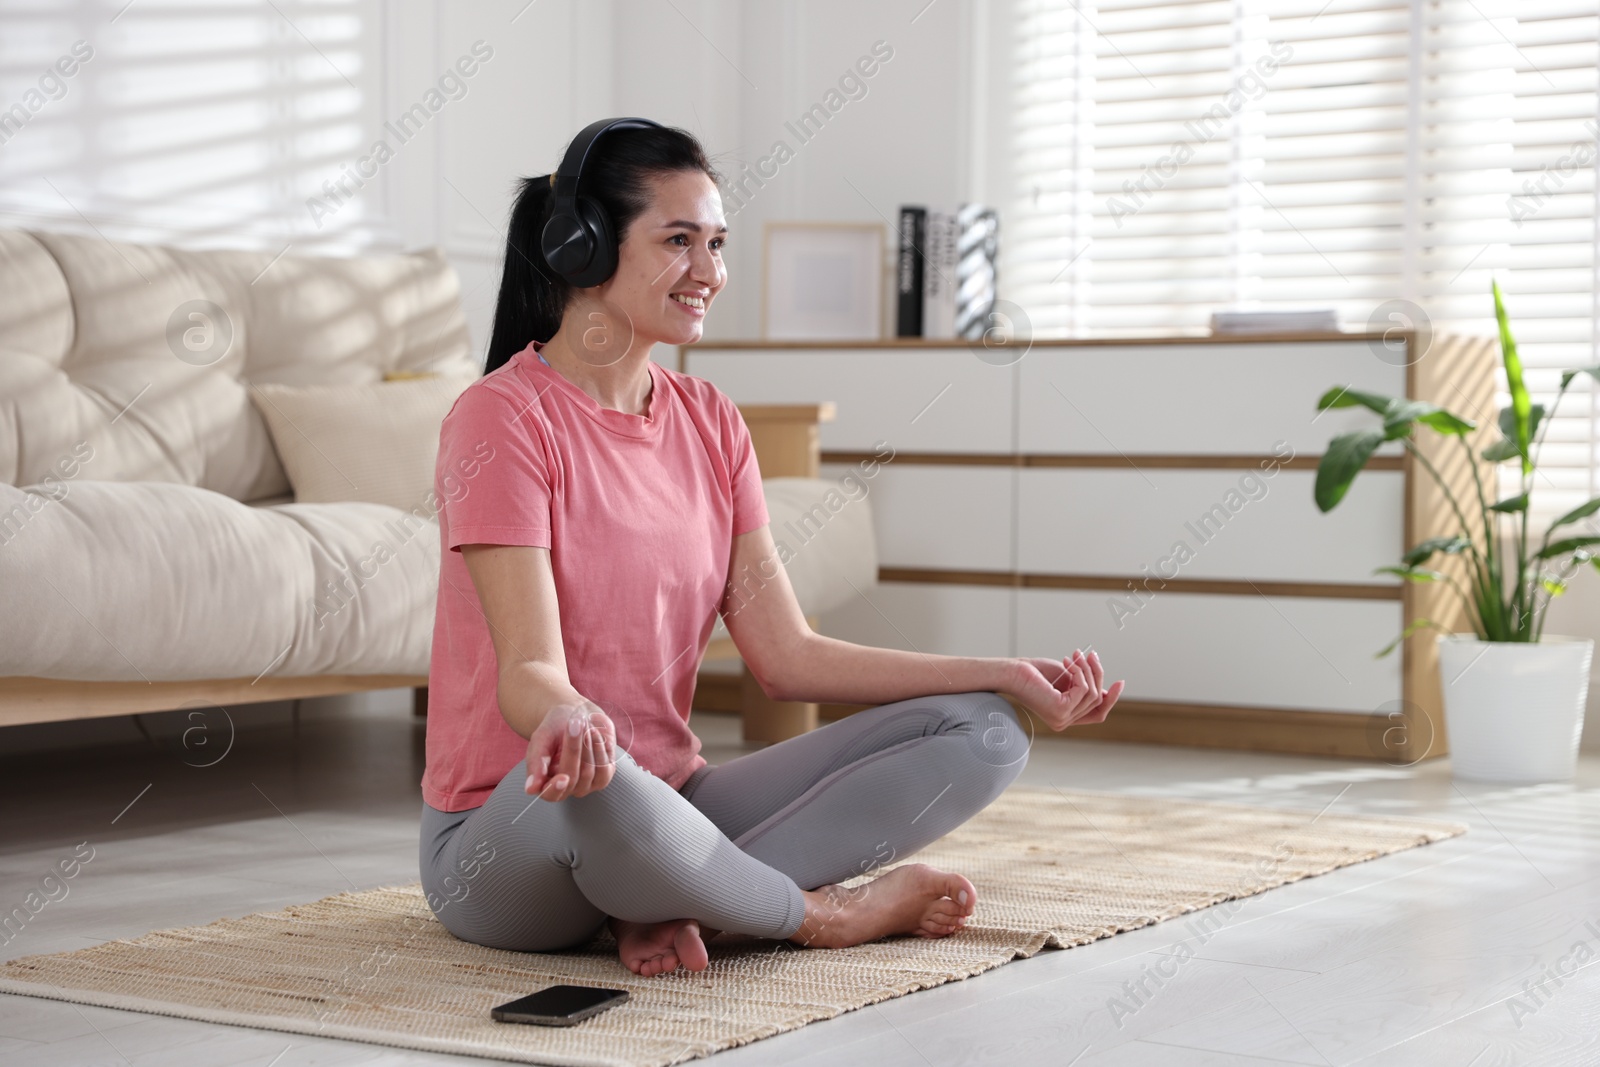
777 632 1013 707
720 525 1123 727
459 542 617 799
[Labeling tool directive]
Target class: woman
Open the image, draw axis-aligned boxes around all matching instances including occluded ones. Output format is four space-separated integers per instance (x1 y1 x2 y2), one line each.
419 121 1124 978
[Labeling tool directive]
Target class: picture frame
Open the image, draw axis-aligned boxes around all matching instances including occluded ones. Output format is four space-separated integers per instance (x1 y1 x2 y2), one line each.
761 221 887 341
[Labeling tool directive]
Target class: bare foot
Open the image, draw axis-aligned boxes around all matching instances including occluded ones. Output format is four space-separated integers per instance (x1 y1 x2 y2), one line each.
790 863 976 949
610 917 712 977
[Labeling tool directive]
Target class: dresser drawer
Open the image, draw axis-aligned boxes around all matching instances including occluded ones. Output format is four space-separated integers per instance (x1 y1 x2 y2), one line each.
819 581 1013 660
1017 342 1408 456
1017 587 1402 713
822 461 1013 571
1017 467 1404 584
685 347 1014 453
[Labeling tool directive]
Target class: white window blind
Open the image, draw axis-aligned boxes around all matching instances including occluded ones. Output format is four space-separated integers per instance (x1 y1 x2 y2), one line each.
0 1 386 252
1509 1 1599 515
1006 0 1598 517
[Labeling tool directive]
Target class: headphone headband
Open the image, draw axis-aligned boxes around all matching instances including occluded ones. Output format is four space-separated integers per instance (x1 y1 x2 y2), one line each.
550 117 663 205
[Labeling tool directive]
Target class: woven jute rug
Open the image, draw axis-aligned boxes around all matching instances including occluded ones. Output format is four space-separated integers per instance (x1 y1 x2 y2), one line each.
0 787 1465 1066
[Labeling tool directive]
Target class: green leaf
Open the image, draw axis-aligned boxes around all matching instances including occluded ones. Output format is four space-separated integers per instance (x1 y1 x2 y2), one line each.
1489 494 1529 513
1315 388 1471 439
1402 536 1471 566
1561 364 1600 390
1482 438 1523 462
1380 418 1414 442
1496 403 1544 450
1315 430 1386 512
1375 565 1444 583
1317 386 1395 415
1547 495 1600 533
1414 408 1476 436
1380 400 1475 437
1538 535 1600 559
1376 617 1445 659
1494 279 1533 475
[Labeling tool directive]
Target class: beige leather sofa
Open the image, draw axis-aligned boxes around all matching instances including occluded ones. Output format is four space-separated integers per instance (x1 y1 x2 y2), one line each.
0 228 875 740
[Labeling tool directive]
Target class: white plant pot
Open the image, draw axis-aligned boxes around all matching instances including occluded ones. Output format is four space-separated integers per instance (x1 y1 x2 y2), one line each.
1437 634 1592 783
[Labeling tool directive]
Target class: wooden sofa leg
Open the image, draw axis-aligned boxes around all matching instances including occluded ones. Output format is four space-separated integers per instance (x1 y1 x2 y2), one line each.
739 665 817 744
413 687 428 718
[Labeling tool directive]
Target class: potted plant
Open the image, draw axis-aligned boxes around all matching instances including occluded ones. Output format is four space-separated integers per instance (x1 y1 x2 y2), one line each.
1313 282 1594 782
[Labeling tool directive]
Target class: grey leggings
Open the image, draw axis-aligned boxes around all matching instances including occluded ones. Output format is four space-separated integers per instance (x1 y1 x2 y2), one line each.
418 690 1029 952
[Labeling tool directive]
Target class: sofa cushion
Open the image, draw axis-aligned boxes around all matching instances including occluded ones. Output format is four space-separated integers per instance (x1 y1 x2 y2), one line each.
0 480 437 681
708 476 878 643
0 229 478 502
0 474 876 683
249 374 477 511
0 231 79 488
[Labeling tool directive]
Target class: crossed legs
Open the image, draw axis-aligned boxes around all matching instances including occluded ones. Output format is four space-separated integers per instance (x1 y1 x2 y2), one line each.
418 690 1029 961
682 689 1030 889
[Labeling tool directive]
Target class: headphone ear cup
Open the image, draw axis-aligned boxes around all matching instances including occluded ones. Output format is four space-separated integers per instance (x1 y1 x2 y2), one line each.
540 208 590 284
542 196 618 288
566 195 618 288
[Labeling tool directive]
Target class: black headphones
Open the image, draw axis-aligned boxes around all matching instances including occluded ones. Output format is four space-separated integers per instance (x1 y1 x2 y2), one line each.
540 116 665 288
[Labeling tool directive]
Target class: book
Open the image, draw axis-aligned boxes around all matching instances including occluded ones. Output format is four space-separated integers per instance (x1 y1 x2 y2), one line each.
922 207 959 340
895 205 926 337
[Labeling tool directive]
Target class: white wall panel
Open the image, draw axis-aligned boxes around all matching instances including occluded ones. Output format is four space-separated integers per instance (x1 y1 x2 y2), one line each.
723 2 970 342
438 0 616 362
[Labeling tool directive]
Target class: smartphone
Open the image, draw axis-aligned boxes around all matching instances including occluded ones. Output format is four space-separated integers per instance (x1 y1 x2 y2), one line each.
490 985 629 1027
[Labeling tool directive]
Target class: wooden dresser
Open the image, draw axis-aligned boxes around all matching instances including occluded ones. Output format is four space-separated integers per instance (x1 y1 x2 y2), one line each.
682 333 1497 762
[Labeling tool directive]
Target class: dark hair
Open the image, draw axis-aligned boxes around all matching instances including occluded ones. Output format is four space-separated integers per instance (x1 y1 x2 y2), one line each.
482 124 723 375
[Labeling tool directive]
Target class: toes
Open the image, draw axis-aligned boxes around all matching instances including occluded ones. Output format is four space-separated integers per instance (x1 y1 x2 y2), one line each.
675 922 710 972
642 952 679 978
927 899 974 927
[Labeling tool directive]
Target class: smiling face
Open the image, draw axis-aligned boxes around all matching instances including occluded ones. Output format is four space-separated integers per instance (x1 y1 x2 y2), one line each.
587 169 726 351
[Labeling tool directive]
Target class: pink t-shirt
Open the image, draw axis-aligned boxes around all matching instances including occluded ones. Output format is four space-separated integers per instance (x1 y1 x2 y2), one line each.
420 340 769 812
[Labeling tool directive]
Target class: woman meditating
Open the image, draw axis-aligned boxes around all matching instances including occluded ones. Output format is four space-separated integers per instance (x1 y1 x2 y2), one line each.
418 118 1123 977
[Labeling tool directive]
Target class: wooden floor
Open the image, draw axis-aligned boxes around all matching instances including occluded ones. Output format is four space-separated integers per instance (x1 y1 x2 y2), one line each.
0 694 1596 1066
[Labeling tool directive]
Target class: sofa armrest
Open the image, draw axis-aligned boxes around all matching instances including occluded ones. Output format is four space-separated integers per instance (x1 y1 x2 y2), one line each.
737 402 836 479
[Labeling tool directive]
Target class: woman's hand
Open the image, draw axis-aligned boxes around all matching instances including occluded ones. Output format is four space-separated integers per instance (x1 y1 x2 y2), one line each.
1007 649 1124 731
524 700 618 801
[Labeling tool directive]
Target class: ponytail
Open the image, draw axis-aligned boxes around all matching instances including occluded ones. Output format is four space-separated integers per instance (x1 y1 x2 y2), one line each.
483 173 566 375
482 123 725 376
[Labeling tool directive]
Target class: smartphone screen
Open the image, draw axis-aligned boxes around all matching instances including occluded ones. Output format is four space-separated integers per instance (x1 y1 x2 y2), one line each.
491 985 629 1026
